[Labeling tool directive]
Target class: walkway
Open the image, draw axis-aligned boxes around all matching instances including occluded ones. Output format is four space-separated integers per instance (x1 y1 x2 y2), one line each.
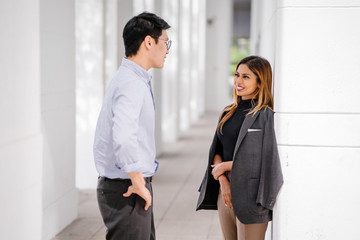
53 112 223 240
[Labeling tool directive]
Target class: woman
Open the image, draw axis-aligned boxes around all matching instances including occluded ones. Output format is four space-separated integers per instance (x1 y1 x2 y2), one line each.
196 56 283 240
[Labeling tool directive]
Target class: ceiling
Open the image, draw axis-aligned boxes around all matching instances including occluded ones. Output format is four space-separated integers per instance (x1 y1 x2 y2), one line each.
233 0 251 10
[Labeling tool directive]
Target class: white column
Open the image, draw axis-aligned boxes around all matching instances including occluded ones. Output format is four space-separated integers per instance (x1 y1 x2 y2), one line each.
178 0 192 131
197 0 207 115
249 0 261 54
161 0 180 142
117 0 133 64
75 0 105 189
258 0 277 61
205 0 233 112
134 0 155 13
188 0 207 120
0 1 43 239
40 0 77 238
189 0 199 123
104 0 119 87
250 0 277 61
153 0 165 154
272 1 360 239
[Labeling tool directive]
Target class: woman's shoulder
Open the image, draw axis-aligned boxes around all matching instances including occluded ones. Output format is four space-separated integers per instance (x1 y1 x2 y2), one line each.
257 106 275 120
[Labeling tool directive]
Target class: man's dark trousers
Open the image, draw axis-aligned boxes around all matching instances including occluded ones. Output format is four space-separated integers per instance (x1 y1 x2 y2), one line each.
97 177 155 240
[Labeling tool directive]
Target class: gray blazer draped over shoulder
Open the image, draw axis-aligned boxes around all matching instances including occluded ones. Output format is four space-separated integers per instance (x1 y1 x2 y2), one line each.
196 106 283 224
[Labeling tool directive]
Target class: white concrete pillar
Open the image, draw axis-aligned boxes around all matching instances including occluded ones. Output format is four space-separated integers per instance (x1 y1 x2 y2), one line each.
250 0 277 61
205 0 233 112
189 0 199 123
189 0 201 122
117 0 133 64
0 1 43 239
75 0 105 189
104 0 119 87
258 0 277 62
153 0 164 154
197 0 207 115
249 0 261 54
178 0 192 131
161 0 180 142
40 0 77 238
272 1 360 239
134 0 155 13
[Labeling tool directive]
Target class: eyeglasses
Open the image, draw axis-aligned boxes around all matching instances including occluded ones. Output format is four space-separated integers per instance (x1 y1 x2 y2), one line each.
159 38 172 50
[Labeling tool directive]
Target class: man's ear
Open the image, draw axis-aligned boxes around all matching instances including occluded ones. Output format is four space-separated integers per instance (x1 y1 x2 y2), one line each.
144 35 152 49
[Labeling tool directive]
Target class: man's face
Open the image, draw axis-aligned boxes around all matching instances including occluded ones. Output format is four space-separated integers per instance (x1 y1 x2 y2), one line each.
150 30 170 69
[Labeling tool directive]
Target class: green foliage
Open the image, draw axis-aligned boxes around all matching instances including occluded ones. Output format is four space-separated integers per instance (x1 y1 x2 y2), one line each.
230 39 250 75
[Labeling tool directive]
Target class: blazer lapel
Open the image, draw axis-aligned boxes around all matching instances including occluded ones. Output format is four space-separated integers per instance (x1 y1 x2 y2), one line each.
233 110 260 157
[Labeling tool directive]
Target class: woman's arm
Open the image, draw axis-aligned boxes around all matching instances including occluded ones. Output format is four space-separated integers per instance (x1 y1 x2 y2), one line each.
213 154 223 165
218 175 233 208
212 154 233 208
211 158 233 180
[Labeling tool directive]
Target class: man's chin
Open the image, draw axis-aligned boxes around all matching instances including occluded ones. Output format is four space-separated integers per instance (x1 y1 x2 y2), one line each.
154 63 164 69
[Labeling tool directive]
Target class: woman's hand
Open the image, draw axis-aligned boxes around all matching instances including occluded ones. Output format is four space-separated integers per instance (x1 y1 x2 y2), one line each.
211 161 233 180
219 175 232 208
211 162 226 180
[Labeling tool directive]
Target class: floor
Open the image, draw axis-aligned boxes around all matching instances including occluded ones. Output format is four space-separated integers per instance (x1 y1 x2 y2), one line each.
52 112 223 240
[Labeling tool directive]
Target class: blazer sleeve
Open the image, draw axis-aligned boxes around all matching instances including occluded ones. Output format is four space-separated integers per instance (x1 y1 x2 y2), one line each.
196 109 229 211
196 130 220 210
256 111 284 210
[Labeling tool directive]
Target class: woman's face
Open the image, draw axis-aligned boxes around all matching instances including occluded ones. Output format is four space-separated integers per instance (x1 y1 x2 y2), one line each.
234 64 259 100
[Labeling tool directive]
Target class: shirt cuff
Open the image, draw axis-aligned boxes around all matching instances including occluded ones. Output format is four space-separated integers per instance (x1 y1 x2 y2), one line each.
118 160 143 173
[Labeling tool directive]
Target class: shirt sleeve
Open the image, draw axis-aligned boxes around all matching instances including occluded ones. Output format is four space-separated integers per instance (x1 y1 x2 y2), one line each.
111 79 146 173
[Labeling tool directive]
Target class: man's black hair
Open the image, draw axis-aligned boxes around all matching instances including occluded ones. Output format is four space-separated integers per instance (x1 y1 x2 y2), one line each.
123 12 171 57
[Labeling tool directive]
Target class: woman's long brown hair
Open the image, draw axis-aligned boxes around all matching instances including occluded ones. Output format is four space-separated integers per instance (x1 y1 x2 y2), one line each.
217 56 274 134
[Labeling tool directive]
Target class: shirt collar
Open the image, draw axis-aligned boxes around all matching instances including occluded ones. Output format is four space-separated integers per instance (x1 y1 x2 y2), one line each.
121 57 152 84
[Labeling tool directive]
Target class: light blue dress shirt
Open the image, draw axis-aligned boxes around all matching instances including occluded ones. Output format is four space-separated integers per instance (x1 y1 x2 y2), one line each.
93 57 158 179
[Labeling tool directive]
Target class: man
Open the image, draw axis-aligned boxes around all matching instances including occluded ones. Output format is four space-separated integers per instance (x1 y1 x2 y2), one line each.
93 12 171 240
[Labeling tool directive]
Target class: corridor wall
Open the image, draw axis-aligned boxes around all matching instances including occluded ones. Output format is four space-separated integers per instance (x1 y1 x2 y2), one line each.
40 0 77 239
0 1 43 239
0 0 77 239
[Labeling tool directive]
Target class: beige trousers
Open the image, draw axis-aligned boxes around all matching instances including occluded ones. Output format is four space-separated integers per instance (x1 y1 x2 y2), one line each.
217 190 268 240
